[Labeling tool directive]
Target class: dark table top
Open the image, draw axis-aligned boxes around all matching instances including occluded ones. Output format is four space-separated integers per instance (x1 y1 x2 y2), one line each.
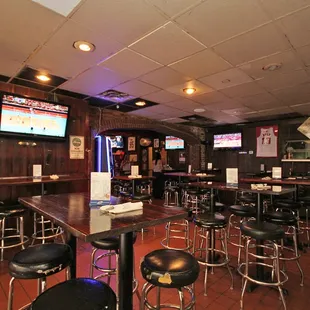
18 193 187 242
164 172 215 178
113 176 155 181
0 174 88 186
189 181 296 195
240 177 310 186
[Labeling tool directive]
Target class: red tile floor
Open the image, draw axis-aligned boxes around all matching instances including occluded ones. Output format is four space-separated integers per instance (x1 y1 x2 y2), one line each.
0 212 309 309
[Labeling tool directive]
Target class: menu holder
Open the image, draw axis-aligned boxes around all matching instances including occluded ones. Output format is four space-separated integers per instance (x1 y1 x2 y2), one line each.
90 172 111 206
272 167 282 179
131 165 139 176
226 168 238 186
33 164 42 179
188 165 192 174
207 163 213 170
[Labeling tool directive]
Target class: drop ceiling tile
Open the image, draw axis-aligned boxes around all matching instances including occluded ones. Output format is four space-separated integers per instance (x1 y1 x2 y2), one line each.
237 92 283 109
99 48 162 79
175 0 270 47
141 90 183 104
169 49 232 79
146 0 203 17
134 104 186 117
193 91 231 105
296 44 310 66
214 23 291 65
220 82 265 98
272 83 310 105
257 107 294 116
32 0 82 17
199 68 253 90
130 22 205 65
165 80 214 98
105 104 138 113
259 0 310 19
222 106 255 116
0 57 23 77
71 0 167 45
239 50 304 79
113 80 160 97
164 98 205 113
59 66 130 96
201 100 244 112
162 117 189 123
139 67 192 88
0 0 64 63
29 20 123 79
256 69 310 91
276 7 310 48
290 102 310 115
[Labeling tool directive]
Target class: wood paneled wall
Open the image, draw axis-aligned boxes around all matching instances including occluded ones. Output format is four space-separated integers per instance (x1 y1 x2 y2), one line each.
206 117 310 180
0 82 90 201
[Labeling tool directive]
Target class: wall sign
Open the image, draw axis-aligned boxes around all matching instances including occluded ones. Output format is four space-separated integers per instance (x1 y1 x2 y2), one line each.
70 136 84 159
128 136 136 151
256 125 278 158
154 138 159 148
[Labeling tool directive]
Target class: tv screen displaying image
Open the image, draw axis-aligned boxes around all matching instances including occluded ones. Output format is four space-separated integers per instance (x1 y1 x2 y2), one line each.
107 136 124 148
0 93 69 139
165 136 184 150
214 132 242 149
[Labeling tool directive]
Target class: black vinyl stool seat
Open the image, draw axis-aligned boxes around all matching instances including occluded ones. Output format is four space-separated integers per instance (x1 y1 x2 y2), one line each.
264 211 304 286
274 200 301 210
119 191 131 198
229 205 256 217
30 278 116 310
238 220 288 310
90 233 140 303
193 213 233 296
8 244 73 310
131 194 152 201
199 202 226 213
239 195 256 204
140 249 199 309
0 203 29 262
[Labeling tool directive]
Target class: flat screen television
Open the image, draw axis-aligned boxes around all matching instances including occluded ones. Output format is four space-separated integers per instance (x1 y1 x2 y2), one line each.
106 136 124 148
165 136 184 150
0 92 70 140
213 132 242 149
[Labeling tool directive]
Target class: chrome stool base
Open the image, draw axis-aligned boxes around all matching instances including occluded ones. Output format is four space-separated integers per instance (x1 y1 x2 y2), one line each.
141 282 196 310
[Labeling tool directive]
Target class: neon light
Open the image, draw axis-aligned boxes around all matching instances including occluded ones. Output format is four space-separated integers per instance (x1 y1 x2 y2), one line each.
96 136 102 172
105 137 111 175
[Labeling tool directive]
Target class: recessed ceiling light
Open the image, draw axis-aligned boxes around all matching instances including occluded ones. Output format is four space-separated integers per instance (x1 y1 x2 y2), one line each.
194 108 206 113
183 87 196 95
36 74 51 82
262 63 282 71
221 79 231 84
135 101 146 107
73 40 96 52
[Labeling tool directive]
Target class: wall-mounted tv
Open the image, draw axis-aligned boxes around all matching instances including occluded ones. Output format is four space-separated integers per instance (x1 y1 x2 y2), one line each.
165 136 184 150
0 92 70 140
213 132 242 149
106 136 124 148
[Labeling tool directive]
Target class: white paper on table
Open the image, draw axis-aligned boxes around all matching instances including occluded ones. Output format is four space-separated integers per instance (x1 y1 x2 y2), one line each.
100 201 143 214
272 167 282 179
90 172 111 202
33 165 42 178
131 165 139 176
272 185 282 192
207 163 213 170
188 165 192 174
226 168 238 184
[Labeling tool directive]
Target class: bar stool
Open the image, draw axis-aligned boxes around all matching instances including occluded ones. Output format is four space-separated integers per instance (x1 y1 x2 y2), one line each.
238 221 288 310
264 211 304 286
7 243 73 310
30 278 117 310
140 249 199 310
187 189 202 214
193 213 233 296
31 213 65 245
0 202 29 261
227 205 256 265
89 234 140 302
164 185 179 207
300 197 310 246
131 194 152 204
161 219 192 251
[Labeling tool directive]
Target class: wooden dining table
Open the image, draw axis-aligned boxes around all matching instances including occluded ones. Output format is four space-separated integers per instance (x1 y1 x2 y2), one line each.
18 192 187 310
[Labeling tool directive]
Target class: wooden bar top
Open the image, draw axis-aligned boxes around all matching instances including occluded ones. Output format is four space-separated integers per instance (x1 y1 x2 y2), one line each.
189 181 296 195
0 174 88 186
18 193 187 242
113 176 155 181
240 177 310 186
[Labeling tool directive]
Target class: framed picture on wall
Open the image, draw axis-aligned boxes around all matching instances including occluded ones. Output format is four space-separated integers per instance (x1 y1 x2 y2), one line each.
128 136 136 151
154 138 159 148
129 154 137 162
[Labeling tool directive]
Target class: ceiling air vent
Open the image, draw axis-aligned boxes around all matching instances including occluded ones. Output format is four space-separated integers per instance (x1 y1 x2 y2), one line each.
97 90 135 103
